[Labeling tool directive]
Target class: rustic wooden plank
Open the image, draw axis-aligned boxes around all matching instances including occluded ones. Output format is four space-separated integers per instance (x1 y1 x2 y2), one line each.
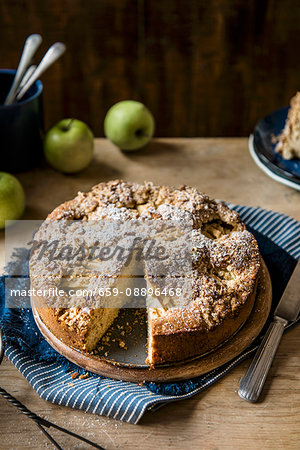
0 329 299 449
0 138 299 448
0 1 300 136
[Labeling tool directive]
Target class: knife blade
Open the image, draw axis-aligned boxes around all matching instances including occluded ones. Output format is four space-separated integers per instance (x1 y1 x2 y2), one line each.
274 260 300 321
238 260 300 402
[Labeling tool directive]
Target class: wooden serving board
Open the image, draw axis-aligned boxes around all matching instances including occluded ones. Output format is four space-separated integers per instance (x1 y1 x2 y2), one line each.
31 260 272 382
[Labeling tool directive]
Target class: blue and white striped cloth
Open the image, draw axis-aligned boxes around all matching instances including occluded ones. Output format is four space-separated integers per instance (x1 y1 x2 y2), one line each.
2 205 300 424
232 205 300 258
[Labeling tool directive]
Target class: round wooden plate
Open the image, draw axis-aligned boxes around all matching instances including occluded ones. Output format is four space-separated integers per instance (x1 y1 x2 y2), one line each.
31 260 272 382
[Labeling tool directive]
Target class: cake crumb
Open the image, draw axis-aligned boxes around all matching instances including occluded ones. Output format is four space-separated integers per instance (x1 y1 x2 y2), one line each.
118 339 127 349
79 373 90 380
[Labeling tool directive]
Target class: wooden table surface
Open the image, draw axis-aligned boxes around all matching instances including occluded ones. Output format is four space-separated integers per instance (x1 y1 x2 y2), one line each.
0 138 299 449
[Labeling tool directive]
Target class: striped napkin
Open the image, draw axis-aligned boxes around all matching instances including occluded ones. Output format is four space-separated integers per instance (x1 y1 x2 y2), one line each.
1 205 299 424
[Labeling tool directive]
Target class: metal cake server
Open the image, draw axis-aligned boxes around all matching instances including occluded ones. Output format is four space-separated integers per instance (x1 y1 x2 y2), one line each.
239 260 300 402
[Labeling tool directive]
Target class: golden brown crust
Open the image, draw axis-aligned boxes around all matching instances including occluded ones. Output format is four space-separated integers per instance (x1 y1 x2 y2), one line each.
34 296 119 352
147 272 258 364
34 299 91 351
30 180 261 365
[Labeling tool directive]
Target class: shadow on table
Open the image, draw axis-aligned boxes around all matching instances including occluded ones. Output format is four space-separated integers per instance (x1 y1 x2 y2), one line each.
126 141 179 160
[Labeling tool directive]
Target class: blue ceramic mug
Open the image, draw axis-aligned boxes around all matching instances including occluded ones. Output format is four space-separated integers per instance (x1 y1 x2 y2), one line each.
0 69 44 172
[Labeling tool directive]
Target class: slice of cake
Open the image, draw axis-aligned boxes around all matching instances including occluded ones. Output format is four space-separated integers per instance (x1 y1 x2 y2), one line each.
276 92 300 159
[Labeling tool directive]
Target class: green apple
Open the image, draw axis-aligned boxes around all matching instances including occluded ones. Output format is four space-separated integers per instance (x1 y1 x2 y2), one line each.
0 172 25 229
104 100 155 151
44 119 94 173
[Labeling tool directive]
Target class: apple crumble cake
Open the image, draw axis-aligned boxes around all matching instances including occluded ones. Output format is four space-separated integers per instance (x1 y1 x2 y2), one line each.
30 180 261 365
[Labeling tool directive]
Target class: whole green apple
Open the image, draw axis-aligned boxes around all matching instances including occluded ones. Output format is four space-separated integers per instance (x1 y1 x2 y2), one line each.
0 172 25 229
104 101 155 151
44 119 94 173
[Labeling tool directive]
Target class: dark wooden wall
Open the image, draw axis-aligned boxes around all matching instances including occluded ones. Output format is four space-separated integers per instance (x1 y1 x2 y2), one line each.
1 0 300 137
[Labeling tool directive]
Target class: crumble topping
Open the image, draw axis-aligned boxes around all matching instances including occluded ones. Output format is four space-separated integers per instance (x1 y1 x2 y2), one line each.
31 180 260 336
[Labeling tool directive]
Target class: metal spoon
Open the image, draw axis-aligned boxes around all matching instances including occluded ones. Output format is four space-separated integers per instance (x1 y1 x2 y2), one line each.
4 34 42 105
17 65 37 93
16 42 66 102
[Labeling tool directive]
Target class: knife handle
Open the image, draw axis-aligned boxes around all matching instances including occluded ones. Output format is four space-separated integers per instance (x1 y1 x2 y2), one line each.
238 317 287 402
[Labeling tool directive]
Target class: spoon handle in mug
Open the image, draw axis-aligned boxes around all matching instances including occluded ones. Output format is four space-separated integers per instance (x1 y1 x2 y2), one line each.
17 65 37 93
4 34 42 105
16 42 66 102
